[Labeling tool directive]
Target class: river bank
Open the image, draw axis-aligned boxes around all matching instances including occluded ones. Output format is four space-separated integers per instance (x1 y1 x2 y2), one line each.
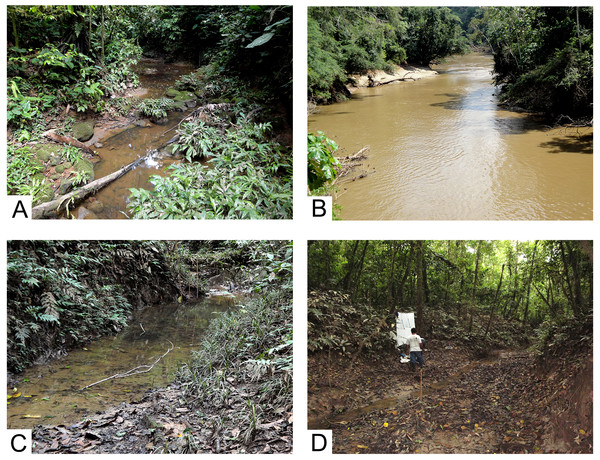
347 64 438 92
30 286 293 454
8 241 293 453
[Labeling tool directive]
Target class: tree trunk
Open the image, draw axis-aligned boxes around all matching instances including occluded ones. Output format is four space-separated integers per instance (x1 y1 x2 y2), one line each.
32 151 154 218
11 10 19 48
391 243 415 316
340 241 360 290
469 241 482 332
43 130 96 155
522 241 538 323
485 263 504 337
350 241 369 301
415 241 424 332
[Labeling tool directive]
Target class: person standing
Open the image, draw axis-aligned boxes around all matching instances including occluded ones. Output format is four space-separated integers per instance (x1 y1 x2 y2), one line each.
405 327 424 371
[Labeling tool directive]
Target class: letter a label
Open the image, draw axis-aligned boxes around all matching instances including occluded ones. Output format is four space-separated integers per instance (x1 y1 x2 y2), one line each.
8 196 32 220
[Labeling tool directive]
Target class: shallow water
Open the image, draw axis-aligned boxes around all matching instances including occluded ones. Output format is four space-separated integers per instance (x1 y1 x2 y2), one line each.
7 296 234 429
308 54 592 220
71 59 196 219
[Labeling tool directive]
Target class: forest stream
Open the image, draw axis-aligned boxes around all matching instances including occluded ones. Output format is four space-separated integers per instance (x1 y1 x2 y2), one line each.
308 54 593 220
71 59 196 219
7 295 235 429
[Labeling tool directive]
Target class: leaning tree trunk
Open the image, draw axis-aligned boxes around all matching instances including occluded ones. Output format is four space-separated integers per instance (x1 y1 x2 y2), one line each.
32 152 154 219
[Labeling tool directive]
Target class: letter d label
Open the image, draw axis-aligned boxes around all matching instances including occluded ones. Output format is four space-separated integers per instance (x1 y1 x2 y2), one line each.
309 430 331 454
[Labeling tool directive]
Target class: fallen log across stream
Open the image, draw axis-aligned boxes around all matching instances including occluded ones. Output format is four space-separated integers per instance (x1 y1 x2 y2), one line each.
32 150 157 219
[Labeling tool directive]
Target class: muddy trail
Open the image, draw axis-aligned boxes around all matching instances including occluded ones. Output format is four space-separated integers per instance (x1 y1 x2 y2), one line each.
308 342 592 454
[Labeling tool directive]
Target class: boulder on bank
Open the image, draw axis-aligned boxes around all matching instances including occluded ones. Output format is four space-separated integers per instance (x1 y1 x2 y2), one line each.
72 121 95 142
165 88 181 98
58 178 75 195
347 64 438 90
33 181 55 206
32 144 63 163
174 92 196 103
73 158 95 182
88 200 105 214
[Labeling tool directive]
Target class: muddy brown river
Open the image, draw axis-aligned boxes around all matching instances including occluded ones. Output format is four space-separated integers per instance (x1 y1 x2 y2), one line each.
7 295 234 429
308 54 593 220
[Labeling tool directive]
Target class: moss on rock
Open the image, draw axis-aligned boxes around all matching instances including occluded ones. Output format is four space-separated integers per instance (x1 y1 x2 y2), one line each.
73 158 95 182
72 121 95 142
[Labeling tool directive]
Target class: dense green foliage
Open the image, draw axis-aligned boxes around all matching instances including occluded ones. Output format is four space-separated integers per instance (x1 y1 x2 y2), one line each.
308 241 592 357
307 131 340 192
307 7 469 102
469 7 593 117
128 116 292 219
7 6 292 217
7 241 292 374
7 241 179 373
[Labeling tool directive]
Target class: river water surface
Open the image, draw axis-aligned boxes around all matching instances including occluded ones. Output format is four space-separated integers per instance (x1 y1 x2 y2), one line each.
308 54 592 220
7 296 234 429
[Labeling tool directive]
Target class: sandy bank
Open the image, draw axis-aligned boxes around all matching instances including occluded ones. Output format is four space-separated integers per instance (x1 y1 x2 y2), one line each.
346 64 438 92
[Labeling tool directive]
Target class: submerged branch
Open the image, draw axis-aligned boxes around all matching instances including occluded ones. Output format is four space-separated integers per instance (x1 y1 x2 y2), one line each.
81 341 174 390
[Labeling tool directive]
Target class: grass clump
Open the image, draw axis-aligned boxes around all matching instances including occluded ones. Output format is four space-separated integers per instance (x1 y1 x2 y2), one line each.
177 285 292 447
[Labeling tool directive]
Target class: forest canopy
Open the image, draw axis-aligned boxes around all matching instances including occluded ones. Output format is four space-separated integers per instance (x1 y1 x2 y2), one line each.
308 240 592 355
308 6 593 119
308 7 469 102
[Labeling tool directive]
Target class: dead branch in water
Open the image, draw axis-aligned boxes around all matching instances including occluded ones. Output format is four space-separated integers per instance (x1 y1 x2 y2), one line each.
81 341 174 390
333 146 370 184
161 102 235 136
32 150 155 219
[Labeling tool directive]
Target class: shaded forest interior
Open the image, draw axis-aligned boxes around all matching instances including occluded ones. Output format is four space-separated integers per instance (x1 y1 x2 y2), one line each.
308 240 592 453
7 241 292 453
8 6 293 219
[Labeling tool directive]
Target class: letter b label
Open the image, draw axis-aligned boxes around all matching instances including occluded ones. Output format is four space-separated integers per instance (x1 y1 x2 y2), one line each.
311 197 332 219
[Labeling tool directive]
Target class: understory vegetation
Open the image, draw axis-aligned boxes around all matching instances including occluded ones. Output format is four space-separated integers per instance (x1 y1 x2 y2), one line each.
471 7 592 119
177 276 292 449
128 90 292 219
308 240 592 359
7 5 292 219
7 240 292 374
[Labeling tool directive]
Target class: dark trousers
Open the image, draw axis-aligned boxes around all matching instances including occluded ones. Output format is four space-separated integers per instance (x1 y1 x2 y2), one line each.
410 351 424 370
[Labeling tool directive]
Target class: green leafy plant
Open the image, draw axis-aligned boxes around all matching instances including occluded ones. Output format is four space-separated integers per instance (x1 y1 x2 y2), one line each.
307 131 340 191
136 98 175 119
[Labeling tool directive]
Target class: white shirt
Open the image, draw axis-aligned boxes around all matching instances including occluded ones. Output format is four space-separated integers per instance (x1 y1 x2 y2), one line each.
406 334 422 352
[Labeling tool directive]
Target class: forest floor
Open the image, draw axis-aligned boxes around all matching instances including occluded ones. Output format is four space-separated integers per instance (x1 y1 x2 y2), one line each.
32 382 292 454
308 340 592 453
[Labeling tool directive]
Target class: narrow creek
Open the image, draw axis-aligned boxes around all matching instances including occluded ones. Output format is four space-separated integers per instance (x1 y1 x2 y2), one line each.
71 59 196 219
7 295 235 429
308 54 593 220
